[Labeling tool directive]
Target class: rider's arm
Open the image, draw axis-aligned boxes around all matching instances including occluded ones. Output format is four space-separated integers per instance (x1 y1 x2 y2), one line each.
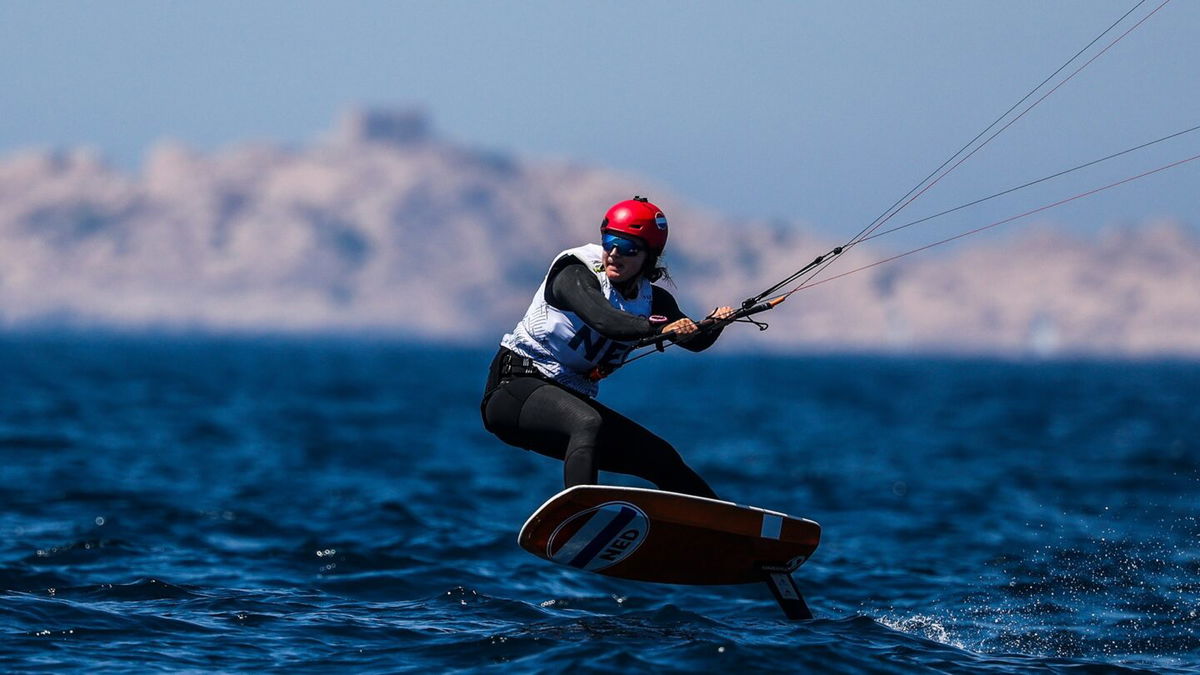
547 260 656 341
650 286 725 352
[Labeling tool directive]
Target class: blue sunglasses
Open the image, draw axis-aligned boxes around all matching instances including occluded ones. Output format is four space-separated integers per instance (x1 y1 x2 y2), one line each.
602 232 645 257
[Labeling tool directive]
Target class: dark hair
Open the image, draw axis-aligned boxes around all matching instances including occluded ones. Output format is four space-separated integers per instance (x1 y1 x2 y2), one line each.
644 254 672 285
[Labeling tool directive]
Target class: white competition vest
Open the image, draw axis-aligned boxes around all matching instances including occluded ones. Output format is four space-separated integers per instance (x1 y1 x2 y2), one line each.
501 244 653 396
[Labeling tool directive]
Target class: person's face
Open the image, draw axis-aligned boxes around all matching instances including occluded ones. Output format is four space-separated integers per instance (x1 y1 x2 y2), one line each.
602 232 648 284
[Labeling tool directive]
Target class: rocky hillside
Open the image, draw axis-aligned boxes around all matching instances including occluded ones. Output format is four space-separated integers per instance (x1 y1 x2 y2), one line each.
2 109 1197 357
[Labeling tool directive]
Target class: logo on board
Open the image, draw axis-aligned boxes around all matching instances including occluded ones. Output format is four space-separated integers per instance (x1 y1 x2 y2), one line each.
546 501 649 571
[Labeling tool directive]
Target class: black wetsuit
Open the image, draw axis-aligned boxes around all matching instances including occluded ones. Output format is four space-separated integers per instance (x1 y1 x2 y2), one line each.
481 259 723 498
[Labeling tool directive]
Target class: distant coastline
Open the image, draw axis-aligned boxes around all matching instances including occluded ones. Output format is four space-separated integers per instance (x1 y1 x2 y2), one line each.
2 109 1198 357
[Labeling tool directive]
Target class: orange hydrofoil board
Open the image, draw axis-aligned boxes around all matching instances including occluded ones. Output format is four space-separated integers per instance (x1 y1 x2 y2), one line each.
518 485 820 619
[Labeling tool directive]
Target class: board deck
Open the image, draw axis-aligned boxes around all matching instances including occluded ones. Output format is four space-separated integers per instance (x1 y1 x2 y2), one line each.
518 485 820 586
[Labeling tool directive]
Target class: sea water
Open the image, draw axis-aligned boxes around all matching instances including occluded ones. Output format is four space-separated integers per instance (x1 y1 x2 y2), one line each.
1 335 1197 673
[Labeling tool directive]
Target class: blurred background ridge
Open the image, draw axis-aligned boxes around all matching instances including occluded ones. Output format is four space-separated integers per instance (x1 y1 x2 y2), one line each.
1 107 1198 356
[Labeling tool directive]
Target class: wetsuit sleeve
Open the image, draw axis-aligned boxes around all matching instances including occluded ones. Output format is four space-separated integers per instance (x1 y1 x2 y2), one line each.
547 260 655 340
651 286 724 352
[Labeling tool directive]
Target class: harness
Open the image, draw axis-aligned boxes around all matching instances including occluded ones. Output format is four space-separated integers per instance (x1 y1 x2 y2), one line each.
499 348 541 381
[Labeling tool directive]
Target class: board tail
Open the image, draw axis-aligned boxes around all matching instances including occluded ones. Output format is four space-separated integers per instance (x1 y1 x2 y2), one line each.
761 566 813 620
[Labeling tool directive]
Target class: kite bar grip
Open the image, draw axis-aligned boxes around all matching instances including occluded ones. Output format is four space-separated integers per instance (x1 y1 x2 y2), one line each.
634 297 783 349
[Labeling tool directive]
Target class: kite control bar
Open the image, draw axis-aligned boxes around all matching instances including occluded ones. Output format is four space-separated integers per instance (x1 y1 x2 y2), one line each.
634 295 787 350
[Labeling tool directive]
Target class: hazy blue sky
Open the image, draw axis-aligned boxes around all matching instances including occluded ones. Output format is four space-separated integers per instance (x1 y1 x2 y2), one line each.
2 1 1197 248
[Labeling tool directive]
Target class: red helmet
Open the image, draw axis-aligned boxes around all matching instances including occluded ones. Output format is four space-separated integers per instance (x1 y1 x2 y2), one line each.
601 196 668 254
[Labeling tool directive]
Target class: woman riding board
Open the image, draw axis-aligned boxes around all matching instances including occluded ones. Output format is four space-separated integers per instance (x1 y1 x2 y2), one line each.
480 196 734 499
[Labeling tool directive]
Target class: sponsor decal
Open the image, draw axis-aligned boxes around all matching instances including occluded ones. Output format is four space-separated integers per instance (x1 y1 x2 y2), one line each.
547 501 649 571
568 325 634 365
654 213 668 230
786 554 808 570
769 572 800 599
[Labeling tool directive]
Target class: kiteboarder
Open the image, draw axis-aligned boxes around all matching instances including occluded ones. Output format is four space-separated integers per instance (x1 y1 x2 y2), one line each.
481 196 734 499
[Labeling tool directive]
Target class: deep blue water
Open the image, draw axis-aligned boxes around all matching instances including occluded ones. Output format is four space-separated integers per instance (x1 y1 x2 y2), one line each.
2 335 1198 673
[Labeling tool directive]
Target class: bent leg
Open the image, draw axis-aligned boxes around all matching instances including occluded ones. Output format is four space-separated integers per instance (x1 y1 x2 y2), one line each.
591 402 718 499
483 378 604 487
483 378 716 498
518 385 605 487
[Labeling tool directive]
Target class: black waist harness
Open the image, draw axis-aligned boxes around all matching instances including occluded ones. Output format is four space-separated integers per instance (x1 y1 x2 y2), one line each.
498 348 540 380
484 347 543 392
481 347 549 429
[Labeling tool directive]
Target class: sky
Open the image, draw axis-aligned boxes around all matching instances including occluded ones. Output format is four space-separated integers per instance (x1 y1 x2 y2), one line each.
2 0 1197 249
